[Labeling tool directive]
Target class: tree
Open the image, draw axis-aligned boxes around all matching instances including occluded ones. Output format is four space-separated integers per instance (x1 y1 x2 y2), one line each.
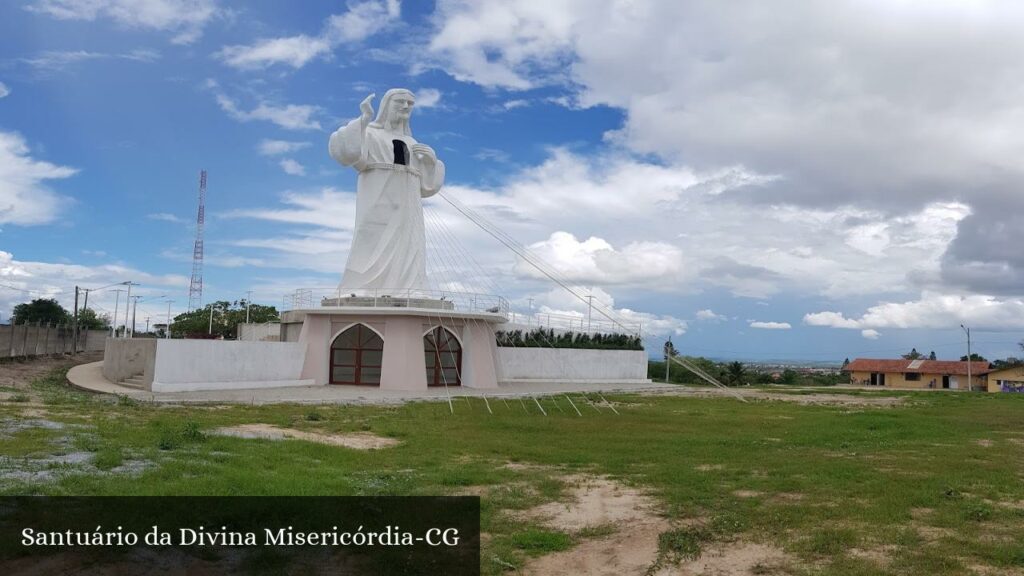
10 298 70 325
960 353 987 362
902 348 923 360
726 361 746 386
171 300 280 338
780 369 798 385
928 350 937 360
76 307 110 330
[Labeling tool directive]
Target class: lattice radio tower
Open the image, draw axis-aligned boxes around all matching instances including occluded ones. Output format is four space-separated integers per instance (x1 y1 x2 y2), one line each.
187 170 207 312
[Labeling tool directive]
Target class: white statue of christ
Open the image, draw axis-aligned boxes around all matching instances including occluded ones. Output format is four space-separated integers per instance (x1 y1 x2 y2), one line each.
329 88 445 291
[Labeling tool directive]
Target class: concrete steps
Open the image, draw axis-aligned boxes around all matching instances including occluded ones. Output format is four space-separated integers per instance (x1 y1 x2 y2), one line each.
119 374 146 389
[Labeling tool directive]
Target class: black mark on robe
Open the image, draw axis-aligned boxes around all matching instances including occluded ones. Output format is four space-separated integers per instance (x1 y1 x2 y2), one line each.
392 140 409 165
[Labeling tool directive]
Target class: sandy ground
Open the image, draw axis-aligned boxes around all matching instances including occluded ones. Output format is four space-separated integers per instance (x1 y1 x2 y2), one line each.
211 424 400 449
518 475 792 575
0 352 101 400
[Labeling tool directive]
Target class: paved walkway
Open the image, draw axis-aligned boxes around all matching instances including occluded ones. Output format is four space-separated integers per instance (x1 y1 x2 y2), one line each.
67 361 676 405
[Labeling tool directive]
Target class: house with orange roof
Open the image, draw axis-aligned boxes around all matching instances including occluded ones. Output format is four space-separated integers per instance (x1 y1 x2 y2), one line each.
843 358 991 391
986 364 1024 393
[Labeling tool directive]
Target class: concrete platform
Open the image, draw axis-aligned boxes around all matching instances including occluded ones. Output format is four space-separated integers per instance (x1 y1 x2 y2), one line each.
68 361 670 405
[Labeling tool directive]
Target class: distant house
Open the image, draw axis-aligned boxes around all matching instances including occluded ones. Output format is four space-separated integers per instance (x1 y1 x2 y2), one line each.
844 358 991 391
986 364 1024 393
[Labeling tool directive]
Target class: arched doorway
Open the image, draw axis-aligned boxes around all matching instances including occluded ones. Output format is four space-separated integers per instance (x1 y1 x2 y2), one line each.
330 324 383 385
424 327 461 386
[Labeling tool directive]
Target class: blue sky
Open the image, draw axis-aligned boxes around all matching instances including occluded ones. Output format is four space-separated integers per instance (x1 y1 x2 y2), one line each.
1 0 1022 362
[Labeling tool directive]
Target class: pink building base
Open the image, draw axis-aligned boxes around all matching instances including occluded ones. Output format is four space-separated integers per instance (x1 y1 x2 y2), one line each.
280 306 505 390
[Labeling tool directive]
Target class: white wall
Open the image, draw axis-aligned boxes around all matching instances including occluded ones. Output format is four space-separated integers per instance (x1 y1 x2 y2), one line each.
151 340 312 392
496 348 649 382
237 322 281 341
103 338 157 384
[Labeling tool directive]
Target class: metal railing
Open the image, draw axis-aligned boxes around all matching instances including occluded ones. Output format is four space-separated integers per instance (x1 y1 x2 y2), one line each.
502 311 642 337
282 288 510 319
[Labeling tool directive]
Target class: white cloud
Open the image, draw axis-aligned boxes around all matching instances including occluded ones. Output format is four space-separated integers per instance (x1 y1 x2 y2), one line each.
257 140 312 156
414 88 442 108
26 0 220 44
0 82 9 98
804 292 1024 331
525 286 687 336
861 329 881 340
519 231 683 286
217 35 330 70
503 99 528 110
696 309 726 322
0 250 189 321
750 321 791 330
19 49 162 73
214 92 321 130
279 159 306 176
425 1 1024 300
428 0 577 89
0 131 76 226
216 0 399 70
146 212 185 223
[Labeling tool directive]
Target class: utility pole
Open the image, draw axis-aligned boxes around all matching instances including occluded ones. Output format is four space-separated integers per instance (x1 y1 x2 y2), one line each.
586 294 594 333
145 316 150 334
664 337 672 382
111 288 125 338
165 300 174 339
73 286 79 354
961 324 972 391
130 296 141 339
123 282 136 338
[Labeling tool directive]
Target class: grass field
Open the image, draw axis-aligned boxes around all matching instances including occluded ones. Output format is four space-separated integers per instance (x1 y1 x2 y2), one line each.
2 359 1024 575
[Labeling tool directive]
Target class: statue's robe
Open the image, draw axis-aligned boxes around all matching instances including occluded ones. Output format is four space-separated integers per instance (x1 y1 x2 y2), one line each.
329 118 445 291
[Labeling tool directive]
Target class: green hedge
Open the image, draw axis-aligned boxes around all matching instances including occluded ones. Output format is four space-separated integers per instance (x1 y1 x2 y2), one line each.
496 328 643 350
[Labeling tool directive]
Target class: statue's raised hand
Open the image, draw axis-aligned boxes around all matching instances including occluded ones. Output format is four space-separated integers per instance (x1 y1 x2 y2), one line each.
359 93 375 126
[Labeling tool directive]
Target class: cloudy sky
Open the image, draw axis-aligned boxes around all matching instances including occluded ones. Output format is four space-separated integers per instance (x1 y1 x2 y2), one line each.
1 0 1022 361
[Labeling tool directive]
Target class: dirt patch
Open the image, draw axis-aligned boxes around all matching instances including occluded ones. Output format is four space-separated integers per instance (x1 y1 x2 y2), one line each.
519 476 792 575
848 544 896 565
212 424 399 450
657 542 790 575
732 490 763 499
746 391 905 407
976 439 994 448
638 387 906 407
695 464 724 472
521 476 658 531
0 353 100 391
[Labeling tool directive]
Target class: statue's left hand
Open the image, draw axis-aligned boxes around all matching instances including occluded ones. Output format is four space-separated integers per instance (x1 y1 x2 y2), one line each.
411 144 437 164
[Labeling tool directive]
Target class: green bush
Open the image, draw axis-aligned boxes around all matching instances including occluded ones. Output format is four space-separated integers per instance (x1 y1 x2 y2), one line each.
496 328 643 350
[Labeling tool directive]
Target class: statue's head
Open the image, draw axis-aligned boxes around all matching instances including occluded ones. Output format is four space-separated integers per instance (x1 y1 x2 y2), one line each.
370 88 415 136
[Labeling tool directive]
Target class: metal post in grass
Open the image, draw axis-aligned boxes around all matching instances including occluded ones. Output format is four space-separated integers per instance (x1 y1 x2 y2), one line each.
519 396 529 414
564 395 583 416
483 395 493 414
532 396 547 416
501 397 510 410
599 395 620 415
551 397 565 414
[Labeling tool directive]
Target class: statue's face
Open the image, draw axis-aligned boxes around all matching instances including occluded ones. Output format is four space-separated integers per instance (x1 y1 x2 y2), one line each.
390 94 414 121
